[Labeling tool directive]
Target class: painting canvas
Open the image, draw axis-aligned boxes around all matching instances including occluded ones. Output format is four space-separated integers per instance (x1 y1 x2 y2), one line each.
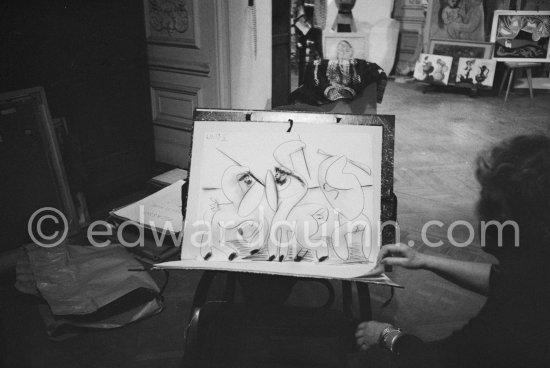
162 119 388 279
426 0 487 42
323 33 367 60
490 11 550 62
455 58 498 86
429 39 493 84
414 54 454 85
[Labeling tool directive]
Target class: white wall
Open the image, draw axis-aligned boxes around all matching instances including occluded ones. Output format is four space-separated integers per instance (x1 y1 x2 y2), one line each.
228 0 272 110
325 0 394 28
324 0 399 74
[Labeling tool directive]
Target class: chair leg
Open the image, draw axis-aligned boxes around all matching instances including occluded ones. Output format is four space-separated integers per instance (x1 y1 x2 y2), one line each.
499 67 509 96
504 69 515 102
526 67 534 99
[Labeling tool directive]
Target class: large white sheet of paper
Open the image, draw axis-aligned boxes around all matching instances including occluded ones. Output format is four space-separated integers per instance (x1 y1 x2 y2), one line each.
161 121 384 279
110 180 184 233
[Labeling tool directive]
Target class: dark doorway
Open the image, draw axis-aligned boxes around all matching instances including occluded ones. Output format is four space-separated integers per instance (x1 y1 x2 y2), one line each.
272 0 292 108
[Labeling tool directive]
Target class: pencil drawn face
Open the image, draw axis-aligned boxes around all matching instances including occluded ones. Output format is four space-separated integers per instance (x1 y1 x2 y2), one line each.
237 172 254 193
221 165 264 217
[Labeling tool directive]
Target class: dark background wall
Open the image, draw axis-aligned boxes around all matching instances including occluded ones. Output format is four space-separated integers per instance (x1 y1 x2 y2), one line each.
0 0 154 210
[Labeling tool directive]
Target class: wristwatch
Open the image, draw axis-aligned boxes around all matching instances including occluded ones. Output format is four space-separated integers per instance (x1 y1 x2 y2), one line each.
378 325 404 354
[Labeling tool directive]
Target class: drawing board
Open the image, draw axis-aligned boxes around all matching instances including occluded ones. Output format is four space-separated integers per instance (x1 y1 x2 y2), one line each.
158 109 395 280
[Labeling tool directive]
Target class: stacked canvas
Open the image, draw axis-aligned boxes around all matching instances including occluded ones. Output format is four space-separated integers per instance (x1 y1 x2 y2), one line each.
109 180 184 263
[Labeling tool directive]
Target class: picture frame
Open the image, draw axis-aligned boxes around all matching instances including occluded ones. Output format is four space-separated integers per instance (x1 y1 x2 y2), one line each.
429 39 493 85
0 87 79 248
323 33 367 60
144 0 199 48
490 10 550 62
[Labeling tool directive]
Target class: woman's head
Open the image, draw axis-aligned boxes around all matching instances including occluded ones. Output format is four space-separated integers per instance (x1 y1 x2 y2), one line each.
476 134 550 251
336 40 353 60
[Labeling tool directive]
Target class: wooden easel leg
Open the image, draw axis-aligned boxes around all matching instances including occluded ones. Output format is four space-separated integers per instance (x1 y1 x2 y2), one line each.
505 69 515 102
499 67 509 96
526 68 534 99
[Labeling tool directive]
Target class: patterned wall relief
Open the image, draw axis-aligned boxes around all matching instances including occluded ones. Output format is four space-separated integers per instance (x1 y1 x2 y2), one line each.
145 0 197 47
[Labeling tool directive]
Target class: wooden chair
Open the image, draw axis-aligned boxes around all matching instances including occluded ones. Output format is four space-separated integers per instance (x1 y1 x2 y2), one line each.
499 62 542 102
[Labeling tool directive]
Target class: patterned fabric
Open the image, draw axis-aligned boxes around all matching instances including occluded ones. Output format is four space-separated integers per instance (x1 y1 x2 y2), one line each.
291 59 388 105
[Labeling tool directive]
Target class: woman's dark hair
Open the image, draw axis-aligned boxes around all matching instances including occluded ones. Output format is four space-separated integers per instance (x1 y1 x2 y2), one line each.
476 134 550 248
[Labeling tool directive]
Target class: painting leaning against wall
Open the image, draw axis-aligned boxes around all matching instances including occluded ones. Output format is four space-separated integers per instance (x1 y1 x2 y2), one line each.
426 0 487 42
455 57 497 86
413 53 454 85
429 39 493 84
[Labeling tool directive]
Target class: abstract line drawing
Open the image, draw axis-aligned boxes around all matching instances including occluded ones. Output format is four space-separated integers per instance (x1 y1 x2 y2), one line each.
318 151 372 262
196 133 378 267
199 158 270 261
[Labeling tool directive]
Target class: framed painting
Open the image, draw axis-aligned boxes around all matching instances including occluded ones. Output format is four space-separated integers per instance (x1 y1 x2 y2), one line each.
414 54 454 85
158 109 397 281
323 33 367 60
426 0 487 42
425 0 511 50
429 39 493 84
490 10 550 62
455 57 498 86
144 0 198 48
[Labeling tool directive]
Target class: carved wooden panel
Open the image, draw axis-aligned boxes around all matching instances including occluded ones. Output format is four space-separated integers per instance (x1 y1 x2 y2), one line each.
151 82 200 131
144 0 200 48
144 0 230 165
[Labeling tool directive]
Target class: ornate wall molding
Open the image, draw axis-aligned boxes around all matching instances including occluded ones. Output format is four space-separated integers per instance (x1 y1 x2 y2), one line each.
150 82 201 131
148 55 211 76
144 0 200 48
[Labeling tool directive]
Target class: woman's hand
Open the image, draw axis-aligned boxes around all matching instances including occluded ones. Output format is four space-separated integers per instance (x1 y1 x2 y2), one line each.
379 243 427 270
355 321 392 351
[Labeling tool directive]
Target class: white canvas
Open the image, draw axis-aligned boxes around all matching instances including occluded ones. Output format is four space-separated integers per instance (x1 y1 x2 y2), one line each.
414 54 454 85
163 120 384 279
455 58 497 87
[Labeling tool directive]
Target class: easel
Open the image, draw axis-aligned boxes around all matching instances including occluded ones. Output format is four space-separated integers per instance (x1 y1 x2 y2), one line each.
180 108 397 367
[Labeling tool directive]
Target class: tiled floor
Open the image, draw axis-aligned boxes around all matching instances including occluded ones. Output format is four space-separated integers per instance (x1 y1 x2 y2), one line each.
2 80 549 367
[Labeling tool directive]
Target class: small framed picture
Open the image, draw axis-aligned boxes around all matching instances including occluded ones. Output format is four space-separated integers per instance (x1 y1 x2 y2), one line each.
414 53 454 85
490 10 550 62
323 33 367 60
429 39 493 84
